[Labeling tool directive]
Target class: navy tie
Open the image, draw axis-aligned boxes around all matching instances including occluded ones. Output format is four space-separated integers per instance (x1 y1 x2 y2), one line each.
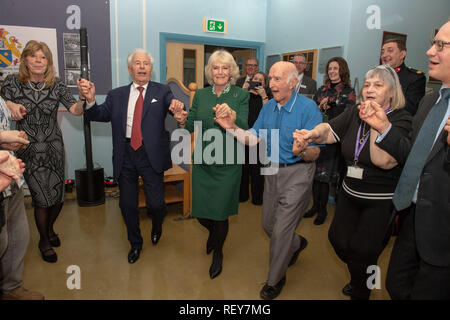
392 88 450 211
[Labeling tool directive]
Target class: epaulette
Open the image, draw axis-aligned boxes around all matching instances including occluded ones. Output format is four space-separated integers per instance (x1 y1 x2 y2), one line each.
408 67 423 74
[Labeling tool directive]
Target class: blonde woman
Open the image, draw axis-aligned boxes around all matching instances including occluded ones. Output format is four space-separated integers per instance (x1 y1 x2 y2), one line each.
174 50 249 279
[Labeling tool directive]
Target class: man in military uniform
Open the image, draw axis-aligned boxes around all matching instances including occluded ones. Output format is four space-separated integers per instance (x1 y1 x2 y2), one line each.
381 38 426 116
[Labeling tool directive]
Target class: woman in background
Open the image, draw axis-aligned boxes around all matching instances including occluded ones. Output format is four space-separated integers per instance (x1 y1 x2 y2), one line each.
239 71 272 205
304 57 356 225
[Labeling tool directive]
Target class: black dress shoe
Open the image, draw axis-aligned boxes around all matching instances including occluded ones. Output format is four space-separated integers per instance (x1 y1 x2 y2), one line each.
151 228 162 244
260 276 286 300
303 207 317 218
342 283 353 297
288 236 308 267
128 248 141 264
209 251 223 279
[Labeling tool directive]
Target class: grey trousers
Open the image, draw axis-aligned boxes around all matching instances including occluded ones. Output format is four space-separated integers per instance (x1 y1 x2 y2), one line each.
0 187 29 293
262 162 315 286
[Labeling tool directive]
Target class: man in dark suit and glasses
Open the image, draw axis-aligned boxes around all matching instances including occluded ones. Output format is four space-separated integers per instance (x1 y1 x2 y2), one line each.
78 49 183 264
363 20 450 299
236 57 259 88
292 53 317 97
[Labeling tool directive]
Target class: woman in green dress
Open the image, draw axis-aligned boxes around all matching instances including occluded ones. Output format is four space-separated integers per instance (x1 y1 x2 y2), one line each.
174 50 249 279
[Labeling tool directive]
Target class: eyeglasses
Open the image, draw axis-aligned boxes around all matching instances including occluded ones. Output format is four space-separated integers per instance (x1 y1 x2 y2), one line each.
246 64 258 67
430 39 450 52
293 61 306 65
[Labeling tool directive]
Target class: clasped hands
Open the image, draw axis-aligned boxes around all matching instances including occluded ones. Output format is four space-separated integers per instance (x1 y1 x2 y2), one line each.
77 78 96 103
0 130 29 151
292 129 317 155
213 103 236 130
168 99 187 125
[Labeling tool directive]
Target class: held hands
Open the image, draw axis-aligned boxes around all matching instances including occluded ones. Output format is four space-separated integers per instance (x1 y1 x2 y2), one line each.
0 152 25 188
6 101 27 121
168 99 187 125
292 129 317 154
0 130 29 151
77 79 96 103
242 81 250 91
358 101 390 134
213 103 236 130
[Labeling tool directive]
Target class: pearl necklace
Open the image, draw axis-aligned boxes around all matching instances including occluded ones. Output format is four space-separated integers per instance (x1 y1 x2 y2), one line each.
28 80 46 92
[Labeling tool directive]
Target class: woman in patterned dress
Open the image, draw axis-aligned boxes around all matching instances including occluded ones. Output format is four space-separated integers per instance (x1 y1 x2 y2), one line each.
1 40 85 263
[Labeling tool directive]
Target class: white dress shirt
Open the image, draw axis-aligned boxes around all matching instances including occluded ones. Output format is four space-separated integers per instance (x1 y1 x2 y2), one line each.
126 82 148 138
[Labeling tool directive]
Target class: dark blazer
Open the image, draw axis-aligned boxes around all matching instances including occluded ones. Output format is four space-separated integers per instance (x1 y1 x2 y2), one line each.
235 76 248 88
85 81 173 179
297 74 317 96
396 63 426 116
377 90 450 267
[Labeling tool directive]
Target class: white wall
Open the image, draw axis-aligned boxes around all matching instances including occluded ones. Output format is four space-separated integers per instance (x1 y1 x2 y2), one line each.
265 0 353 86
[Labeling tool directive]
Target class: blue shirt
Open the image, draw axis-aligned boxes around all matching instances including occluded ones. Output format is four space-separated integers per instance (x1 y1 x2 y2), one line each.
251 92 322 163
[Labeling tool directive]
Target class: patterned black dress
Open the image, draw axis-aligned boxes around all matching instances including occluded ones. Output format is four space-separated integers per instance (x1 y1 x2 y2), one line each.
1 74 76 207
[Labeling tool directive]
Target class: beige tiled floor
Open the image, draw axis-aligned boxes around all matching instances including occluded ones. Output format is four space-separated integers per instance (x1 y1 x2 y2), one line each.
21 191 393 300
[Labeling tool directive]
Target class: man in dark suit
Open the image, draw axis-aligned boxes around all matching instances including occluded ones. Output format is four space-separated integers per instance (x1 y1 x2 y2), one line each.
78 49 183 264
381 38 426 116
366 20 450 299
236 57 259 88
292 53 317 97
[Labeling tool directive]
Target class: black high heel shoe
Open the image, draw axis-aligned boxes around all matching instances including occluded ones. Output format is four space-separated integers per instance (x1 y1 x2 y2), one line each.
49 234 61 247
209 251 223 279
39 246 57 263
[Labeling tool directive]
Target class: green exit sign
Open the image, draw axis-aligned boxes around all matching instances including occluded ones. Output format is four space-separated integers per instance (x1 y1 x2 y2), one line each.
203 18 228 34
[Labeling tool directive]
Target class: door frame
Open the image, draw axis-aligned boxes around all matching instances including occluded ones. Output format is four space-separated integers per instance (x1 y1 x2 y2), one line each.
160 32 265 84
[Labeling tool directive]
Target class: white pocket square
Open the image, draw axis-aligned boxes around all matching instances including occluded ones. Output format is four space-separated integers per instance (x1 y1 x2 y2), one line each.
151 98 158 103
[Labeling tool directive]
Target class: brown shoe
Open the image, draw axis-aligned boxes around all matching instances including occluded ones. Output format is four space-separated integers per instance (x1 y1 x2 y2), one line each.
0 286 45 300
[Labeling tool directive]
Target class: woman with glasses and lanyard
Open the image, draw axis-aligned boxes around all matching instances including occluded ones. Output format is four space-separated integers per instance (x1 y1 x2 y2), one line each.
292 65 412 299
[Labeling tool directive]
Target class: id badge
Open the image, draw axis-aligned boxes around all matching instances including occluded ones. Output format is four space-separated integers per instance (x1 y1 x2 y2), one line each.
347 166 363 180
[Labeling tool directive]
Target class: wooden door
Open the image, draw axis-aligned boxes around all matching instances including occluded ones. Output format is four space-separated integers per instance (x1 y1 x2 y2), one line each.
166 41 204 88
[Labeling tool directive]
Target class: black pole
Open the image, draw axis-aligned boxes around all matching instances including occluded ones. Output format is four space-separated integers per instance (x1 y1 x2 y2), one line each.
76 27 104 206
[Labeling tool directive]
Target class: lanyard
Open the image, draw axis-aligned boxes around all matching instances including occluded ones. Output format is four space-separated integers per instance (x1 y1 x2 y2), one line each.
353 105 391 164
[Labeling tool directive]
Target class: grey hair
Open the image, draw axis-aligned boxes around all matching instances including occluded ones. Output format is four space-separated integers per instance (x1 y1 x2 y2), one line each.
293 53 306 60
362 65 405 110
127 48 154 67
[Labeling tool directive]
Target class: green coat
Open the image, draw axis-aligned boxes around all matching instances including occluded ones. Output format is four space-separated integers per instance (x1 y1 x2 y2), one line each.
185 85 249 220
